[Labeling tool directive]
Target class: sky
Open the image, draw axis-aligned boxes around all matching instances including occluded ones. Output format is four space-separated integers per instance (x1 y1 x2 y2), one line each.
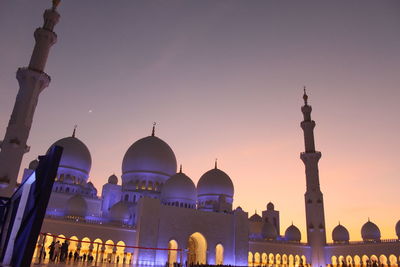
0 0 399 242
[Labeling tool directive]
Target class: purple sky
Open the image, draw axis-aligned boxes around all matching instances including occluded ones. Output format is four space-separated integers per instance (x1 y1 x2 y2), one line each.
1 0 400 241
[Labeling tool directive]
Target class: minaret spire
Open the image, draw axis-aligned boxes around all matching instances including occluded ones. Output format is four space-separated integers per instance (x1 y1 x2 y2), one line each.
152 122 156 136
0 1 61 197
299 88 326 267
214 158 218 169
72 125 77 138
179 164 182 173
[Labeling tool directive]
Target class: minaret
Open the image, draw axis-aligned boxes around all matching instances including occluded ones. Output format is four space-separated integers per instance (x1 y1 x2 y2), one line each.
300 88 326 267
0 0 61 197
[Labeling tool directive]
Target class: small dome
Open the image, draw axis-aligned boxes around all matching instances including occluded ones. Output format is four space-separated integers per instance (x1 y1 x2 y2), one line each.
161 172 196 204
48 136 92 175
249 213 262 222
122 135 177 177
262 221 278 240
395 220 400 239
110 201 131 222
29 159 39 170
108 174 118 185
285 224 301 242
361 220 381 241
267 202 274 211
87 181 94 188
197 167 234 197
332 223 350 242
66 195 87 217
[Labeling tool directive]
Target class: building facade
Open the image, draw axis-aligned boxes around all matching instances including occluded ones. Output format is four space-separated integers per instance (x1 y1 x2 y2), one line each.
1 2 400 267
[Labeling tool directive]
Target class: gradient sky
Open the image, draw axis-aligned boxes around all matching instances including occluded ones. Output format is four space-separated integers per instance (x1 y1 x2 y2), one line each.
1 1 399 242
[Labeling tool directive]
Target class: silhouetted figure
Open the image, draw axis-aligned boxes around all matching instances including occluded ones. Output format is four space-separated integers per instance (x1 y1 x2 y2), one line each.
68 251 73 261
53 241 61 262
83 253 87 262
48 241 55 261
74 251 79 261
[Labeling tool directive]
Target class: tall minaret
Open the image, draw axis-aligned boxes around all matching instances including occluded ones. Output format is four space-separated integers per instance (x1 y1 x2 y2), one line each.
300 88 326 267
0 0 61 197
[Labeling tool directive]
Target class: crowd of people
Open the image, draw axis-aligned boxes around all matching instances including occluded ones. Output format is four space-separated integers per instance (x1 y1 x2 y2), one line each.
43 240 94 263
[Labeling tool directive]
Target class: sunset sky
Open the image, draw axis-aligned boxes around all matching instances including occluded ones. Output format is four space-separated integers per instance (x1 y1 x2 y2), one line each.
0 1 399 242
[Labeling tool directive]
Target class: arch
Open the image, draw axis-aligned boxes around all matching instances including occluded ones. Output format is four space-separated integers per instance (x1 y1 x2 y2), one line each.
389 255 397 267
68 236 79 254
346 255 353 266
289 255 295 267
187 232 207 265
148 181 153 190
269 253 275 265
282 254 288 265
168 239 178 267
371 255 378 264
332 256 338 267
362 255 369 266
262 253 268 265
105 240 114 263
338 255 345 266
295 255 301 267
140 181 146 190
248 252 254 266
215 244 224 265
276 254 281 265
379 255 388 266
116 241 125 263
354 255 361 267
254 252 261 266
80 237 91 255
92 238 103 263
301 255 307 265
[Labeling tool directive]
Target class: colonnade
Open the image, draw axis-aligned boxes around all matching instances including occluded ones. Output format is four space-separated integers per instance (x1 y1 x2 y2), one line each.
330 254 399 267
249 252 308 267
32 233 132 264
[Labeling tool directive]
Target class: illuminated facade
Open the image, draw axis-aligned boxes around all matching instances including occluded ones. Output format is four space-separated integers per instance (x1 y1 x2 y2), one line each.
2 2 400 267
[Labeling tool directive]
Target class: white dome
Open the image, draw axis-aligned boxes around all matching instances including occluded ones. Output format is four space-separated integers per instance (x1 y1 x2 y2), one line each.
122 135 177 177
49 136 92 175
66 194 87 217
332 223 350 242
285 224 301 242
396 220 400 239
262 221 278 240
110 201 131 222
197 167 234 197
108 174 118 185
161 171 196 204
361 220 381 241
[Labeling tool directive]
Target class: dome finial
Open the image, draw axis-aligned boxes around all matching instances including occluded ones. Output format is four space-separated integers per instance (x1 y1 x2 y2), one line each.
179 164 182 173
152 122 156 136
72 125 77 138
303 86 308 105
215 158 218 169
52 0 61 10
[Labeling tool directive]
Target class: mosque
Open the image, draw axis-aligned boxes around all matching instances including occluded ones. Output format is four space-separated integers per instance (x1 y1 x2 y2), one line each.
0 2 399 267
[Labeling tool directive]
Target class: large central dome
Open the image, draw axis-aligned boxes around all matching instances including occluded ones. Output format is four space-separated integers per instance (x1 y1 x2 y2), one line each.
48 136 92 175
122 135 177 177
